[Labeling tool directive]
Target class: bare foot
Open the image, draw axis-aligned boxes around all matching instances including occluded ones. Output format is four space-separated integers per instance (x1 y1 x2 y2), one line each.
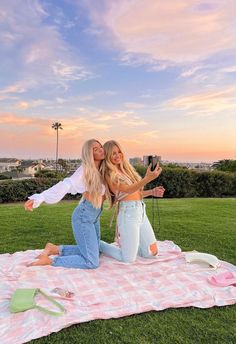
28 255 53 266
36 242 59 258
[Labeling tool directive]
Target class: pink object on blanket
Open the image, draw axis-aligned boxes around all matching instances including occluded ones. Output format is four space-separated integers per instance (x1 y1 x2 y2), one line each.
208 271 236 287
0 240 236 344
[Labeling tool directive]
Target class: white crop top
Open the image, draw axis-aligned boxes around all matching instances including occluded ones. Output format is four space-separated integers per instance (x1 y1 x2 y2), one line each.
29 165 106 208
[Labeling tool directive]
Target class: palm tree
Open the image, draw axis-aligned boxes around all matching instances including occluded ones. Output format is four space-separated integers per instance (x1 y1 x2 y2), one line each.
52 122 63 172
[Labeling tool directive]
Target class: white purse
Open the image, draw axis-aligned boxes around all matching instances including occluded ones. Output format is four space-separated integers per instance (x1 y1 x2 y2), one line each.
184 251 220 269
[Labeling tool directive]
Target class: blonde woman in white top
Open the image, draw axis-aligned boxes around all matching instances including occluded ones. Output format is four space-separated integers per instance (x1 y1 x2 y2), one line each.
24 139 106 269
100 140 165 263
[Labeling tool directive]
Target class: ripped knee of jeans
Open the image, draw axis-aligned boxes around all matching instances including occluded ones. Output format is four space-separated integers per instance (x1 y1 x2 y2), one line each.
149 242 158 256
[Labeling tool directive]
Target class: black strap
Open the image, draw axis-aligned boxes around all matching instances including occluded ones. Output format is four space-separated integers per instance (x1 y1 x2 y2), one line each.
151 190 161 235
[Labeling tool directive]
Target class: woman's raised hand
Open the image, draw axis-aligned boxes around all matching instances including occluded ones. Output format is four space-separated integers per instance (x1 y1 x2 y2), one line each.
152 186 165 198
24 199 34 211
145 163 162 182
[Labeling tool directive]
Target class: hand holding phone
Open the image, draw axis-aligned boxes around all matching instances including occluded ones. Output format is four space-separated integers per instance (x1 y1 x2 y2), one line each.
148 155 158 171
145 162 162 182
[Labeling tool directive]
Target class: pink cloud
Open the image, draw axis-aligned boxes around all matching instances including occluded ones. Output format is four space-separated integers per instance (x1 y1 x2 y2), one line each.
85 0 236 64
0 113 49 126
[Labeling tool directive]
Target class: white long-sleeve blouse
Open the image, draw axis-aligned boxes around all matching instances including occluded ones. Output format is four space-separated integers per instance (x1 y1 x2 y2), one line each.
28 166 105 208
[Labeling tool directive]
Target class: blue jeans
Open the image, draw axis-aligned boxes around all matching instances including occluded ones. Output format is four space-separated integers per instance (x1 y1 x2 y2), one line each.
52 199 102 269
100 200 157 263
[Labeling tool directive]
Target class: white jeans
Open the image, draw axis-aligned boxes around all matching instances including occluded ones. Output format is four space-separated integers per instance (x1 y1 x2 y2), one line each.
100 200 158 262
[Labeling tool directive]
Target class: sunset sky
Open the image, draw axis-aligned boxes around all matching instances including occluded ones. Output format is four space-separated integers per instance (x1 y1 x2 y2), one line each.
0 0 235 162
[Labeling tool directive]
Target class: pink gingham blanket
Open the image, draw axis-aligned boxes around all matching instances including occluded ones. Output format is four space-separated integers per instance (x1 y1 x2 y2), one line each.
0 240 236 344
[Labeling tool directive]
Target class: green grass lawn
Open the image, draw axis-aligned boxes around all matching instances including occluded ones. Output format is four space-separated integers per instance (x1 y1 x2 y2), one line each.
0 198 236 344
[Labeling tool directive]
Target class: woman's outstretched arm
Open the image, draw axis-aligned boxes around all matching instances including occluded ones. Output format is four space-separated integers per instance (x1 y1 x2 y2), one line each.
24 166 84 210
107 164 162 196
142 186 165 198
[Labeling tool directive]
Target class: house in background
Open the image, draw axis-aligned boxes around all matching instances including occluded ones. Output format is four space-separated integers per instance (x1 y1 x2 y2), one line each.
129 157 143 166
21 160 46 177
0 158 21 173
143 155 162 166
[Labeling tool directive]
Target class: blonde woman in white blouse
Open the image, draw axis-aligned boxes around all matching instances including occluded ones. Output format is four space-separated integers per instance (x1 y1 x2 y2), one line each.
24 139 106 269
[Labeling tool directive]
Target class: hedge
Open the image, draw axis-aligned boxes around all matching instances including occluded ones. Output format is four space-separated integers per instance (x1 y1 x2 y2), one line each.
0 174 12 180
0 178 81 203
0 168 235 203
142 168 236 198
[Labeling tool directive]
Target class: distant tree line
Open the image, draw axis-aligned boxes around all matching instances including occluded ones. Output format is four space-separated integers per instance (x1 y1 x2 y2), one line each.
212 159 236 173
0 174 12 180
0 161 235 203
139 166 236 198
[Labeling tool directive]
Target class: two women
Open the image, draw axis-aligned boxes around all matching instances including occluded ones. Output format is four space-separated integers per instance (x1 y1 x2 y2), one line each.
25 139 164 268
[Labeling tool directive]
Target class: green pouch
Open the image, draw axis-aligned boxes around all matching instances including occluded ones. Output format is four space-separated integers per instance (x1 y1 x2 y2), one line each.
9 288 65 316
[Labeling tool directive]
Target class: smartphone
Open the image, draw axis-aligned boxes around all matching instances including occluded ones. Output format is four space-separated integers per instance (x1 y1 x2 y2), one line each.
51 288 74 298
148 155 158 171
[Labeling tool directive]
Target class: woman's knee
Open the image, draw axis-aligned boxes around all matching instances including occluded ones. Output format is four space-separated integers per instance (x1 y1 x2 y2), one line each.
139 241 158 259
87 256 99 269
120 241 139 263
149 242 158 256
122 252 137 263
88 261 99 269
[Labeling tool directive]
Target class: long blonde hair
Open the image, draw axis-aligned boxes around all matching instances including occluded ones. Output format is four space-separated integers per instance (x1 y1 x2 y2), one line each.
101 140 141 207
81 139 103 208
